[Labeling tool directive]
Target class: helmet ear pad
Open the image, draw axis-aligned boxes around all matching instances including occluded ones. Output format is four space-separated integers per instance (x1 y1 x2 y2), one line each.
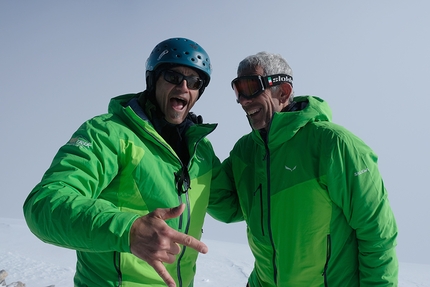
145 70 154 91
145 64 171 92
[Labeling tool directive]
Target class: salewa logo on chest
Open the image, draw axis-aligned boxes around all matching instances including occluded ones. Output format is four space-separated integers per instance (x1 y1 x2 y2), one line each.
285 165 296 172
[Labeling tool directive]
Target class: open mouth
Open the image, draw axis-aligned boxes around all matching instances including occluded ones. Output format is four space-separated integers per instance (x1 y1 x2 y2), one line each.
170 97 188 111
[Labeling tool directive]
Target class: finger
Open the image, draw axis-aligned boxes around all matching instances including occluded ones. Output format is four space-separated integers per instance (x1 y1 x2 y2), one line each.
156 203 185 221
172 232 208 254
146 248 175 263
155 251 177 264
165 252 177 264
151 260 176 287
169 242 181 255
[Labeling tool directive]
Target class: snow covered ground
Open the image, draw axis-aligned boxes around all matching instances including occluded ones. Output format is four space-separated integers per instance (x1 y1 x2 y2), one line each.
0 217 429 287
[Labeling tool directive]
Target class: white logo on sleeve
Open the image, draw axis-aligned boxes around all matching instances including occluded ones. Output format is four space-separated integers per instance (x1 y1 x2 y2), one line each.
67 137 91 148
354 168 369 176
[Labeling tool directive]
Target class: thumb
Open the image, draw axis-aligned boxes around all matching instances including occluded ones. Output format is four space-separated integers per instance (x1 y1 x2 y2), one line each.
157 203 185 221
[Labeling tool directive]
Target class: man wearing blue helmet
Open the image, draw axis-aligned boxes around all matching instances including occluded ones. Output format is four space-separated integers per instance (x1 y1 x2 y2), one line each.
23 37 220 287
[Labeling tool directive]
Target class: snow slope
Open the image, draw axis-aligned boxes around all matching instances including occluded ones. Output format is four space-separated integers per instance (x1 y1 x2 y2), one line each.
0 218 428 287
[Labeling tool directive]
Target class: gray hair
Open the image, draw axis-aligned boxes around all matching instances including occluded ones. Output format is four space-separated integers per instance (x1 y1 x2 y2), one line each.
237 52 294 101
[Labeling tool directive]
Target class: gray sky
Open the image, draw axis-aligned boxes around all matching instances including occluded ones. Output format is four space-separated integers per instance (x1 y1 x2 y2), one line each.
1 1 429 265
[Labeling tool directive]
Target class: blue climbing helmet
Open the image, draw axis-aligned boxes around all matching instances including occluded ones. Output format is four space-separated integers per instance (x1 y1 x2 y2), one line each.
145 37 212 97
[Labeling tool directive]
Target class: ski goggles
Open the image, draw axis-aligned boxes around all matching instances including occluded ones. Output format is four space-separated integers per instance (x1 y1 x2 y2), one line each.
231 74 293 102
163 70 204 90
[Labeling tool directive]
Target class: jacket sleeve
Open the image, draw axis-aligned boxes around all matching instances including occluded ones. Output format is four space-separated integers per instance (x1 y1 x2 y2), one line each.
207 155 244 223
326 129 398 286
23 117 139 253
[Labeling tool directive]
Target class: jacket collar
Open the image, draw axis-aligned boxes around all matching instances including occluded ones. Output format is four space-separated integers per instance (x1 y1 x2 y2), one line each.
251 96 332 148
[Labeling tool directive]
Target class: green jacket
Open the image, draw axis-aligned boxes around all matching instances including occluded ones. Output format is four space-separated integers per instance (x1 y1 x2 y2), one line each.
23 93 219 287
209 96 398 286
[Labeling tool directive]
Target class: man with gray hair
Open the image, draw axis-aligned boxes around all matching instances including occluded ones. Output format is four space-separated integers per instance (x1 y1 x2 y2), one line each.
209 52 398 286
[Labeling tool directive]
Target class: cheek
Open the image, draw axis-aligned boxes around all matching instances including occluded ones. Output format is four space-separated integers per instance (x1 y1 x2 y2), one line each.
267 97 282 113
155 86 170 107
188 93 199 108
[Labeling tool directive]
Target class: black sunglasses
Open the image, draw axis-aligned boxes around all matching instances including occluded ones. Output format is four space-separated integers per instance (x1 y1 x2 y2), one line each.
163 70 204 90
231 74 293 102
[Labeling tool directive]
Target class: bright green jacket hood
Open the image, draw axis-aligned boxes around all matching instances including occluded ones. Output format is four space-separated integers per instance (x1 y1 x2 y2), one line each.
24 93 220 287
209 96 398 286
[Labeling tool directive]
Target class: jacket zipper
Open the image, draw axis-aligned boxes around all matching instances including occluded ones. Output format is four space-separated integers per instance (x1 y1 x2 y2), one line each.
178 195 184 229
173 160 188 287
176 192 191 287
253 184 264 236
322 234 331 286
114 251 122 287
264 143 278 285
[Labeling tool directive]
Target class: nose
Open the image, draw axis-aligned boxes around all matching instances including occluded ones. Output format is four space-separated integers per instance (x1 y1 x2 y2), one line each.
237 95 252 106
176 79 189 91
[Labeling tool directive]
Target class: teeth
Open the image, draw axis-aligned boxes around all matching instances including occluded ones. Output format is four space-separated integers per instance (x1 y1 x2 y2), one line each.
172 97 187 105
247 108 259 116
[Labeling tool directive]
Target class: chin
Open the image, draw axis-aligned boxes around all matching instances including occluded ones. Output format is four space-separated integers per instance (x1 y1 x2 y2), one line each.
167 119 182 125
250 121 262 130
166 115 185 125
251 123 267 131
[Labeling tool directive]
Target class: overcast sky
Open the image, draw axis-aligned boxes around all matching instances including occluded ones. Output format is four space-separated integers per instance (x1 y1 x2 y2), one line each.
1 1 429 265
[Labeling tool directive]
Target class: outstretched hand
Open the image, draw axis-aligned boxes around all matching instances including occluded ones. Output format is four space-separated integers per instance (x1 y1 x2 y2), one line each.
130 204 208 287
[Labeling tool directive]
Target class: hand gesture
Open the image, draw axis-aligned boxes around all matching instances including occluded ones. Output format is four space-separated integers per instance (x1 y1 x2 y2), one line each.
130 204 208 287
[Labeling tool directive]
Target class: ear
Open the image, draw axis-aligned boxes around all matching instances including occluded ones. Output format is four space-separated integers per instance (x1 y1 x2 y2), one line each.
279 83 292 104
